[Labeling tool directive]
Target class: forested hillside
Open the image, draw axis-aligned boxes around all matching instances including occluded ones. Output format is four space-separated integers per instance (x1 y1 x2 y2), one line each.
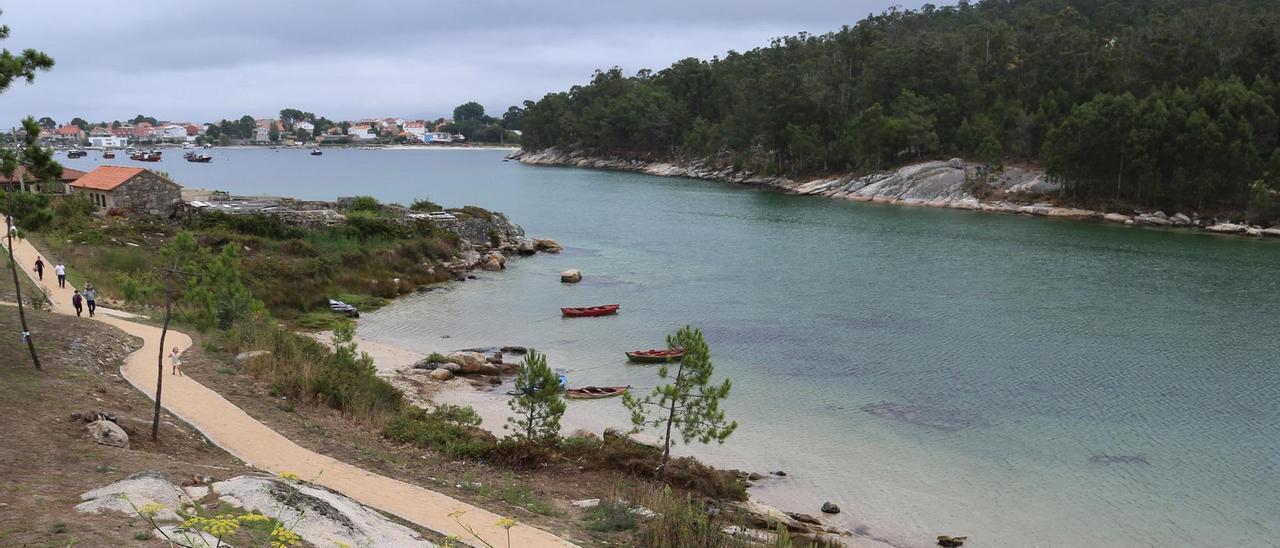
515 0 1280 218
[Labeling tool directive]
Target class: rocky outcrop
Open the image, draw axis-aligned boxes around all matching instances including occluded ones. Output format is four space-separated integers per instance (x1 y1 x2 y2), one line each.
560 269 582 283
78 472 427 546
513 148 1280 238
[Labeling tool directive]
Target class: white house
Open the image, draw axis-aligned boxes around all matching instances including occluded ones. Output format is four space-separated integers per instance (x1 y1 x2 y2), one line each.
402 121 427 139
88 135 127 148
424 131 453 143
254 126 271 143
293 121 315 132
348 125 377 140
155 125 188 140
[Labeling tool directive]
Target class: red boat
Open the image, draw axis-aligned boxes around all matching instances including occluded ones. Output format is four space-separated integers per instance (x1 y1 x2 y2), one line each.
561 304 620 317
626 348 685 363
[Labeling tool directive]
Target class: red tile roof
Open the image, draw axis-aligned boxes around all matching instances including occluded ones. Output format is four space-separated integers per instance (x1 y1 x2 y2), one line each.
70 166 146 191
0 166 87 184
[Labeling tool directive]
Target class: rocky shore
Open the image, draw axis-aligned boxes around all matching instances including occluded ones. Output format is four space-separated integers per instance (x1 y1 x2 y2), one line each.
510 148 1280 239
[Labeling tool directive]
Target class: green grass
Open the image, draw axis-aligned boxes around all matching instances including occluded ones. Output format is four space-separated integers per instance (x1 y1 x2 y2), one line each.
499 473 563 517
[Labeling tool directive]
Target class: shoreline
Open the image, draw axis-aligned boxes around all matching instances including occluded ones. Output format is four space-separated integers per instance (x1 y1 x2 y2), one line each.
509 148 1280 240
333 329 912 548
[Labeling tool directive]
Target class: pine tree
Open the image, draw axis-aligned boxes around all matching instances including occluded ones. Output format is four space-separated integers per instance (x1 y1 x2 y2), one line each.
507 350 566 444
622 326 736 478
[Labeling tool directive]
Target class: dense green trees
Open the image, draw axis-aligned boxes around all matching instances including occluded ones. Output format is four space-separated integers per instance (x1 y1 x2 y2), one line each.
518 0 1280 213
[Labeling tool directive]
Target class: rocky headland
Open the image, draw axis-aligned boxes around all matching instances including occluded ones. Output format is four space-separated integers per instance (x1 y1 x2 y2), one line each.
510 148 1280 239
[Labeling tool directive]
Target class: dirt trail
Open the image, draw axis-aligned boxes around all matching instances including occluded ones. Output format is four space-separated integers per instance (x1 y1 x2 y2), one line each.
5 235 574 547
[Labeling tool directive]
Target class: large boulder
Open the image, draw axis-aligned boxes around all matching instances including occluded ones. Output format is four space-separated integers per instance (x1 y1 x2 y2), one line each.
534 238 562 253
515 238 538 255
560 269 582 283
479 253 505 271
447 351 488 374
429 368 454 381
820 501 840 514
87 419 130 448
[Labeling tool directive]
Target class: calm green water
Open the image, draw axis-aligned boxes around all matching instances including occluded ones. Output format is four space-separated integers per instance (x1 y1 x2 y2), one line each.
66 149 1280 547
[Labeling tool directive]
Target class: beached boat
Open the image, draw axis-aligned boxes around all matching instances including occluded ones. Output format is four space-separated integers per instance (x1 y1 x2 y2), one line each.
626 348 685 363
329 298 359 318
561 304 620 317
564 386 630 399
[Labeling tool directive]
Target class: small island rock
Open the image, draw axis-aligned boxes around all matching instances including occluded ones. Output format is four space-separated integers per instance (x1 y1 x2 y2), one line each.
820 502 840 514
561 269 582 283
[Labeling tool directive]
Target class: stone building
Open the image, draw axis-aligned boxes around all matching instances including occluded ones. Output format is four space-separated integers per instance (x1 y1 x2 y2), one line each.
0 166 86 193
70 166 182 215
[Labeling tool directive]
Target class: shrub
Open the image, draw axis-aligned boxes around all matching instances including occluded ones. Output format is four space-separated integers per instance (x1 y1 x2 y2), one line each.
586 499 638 532
383 404 496 460
410 198 443 212
347 195 381 212
345 210 397 241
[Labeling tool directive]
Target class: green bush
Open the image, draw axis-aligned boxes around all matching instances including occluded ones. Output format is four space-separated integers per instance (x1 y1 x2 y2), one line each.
345 210 397 241
347 195 381 212
383 404 496 460
586 499 638 532
410 198 443 212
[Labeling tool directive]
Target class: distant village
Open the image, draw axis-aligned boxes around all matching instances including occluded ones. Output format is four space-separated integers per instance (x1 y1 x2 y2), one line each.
13 104 523 149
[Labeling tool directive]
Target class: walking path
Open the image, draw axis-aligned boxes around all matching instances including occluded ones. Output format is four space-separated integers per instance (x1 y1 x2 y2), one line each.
5 236 575 547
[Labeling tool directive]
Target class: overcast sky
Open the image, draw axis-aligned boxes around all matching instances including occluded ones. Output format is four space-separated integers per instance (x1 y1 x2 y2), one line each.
0 0 927 124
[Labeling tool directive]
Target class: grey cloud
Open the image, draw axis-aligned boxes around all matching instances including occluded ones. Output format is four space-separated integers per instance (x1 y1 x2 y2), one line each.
0 0 927 123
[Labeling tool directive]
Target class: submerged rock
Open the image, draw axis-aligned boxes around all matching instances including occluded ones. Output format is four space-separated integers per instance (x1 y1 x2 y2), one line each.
1089 454 1150 466
860 402 984 431
937 535 969 547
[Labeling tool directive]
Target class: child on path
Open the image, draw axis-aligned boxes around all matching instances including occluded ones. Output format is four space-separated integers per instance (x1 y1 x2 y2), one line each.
83 283 97 317
54 262 66 288
170 347 183 376
71 290 83 317
33 257 44 280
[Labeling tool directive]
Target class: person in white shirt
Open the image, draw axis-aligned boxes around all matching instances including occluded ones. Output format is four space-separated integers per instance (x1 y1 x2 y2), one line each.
54 262 67 288
170 347 183 376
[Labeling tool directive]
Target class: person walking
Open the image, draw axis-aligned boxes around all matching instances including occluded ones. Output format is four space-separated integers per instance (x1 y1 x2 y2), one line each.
54 261 66 288
83 283 97 317
170 346 183 376
71 290 83 317
33 257 44 281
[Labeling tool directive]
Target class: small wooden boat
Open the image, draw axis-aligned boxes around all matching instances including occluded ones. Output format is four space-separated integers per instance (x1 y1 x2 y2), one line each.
184 152 213 163
564 386 630 399
561 304 620 317
130 152 162 162
102 151 116 159
67 149 87 158
626 348 685 363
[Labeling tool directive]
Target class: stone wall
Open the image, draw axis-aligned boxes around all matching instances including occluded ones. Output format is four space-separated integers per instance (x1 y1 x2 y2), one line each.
115 172 182 216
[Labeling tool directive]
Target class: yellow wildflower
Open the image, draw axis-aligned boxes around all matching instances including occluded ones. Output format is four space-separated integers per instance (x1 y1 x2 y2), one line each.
278 472 301 482
139 502 166 518
270 524 302 547
496 517 517 529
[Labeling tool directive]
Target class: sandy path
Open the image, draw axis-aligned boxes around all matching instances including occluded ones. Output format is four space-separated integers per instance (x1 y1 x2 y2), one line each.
5 236 574 547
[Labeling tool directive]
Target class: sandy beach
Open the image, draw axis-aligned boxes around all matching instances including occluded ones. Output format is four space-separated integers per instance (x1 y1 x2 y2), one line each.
332 330 915 548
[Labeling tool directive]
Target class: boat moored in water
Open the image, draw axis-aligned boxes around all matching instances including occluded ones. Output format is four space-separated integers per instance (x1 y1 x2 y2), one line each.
561 304 620 317
626 348 685 363
564 386 630 399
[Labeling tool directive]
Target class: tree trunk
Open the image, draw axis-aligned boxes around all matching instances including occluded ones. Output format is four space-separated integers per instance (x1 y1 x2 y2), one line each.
153 275 173 441
657 361 685 480
6 212 40 369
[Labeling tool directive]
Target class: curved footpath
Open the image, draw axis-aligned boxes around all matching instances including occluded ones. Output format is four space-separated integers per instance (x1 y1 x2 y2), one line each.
6 236 574 547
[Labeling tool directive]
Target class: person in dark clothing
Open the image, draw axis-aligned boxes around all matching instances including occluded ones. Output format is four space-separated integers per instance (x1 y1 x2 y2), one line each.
71 290 83 317
33 257 44 280
84 283 97 317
